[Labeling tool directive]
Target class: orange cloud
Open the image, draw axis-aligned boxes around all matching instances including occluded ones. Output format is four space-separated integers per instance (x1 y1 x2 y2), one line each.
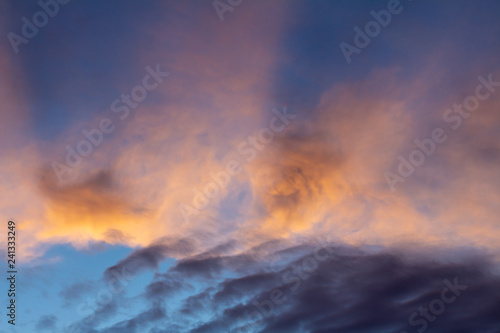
2 1 500 262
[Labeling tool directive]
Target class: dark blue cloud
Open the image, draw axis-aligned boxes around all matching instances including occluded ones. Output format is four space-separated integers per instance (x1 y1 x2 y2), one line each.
36 314 58 330
73 240 500 333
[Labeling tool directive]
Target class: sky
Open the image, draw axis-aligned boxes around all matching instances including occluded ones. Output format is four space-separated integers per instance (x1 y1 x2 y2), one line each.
1 0 500 332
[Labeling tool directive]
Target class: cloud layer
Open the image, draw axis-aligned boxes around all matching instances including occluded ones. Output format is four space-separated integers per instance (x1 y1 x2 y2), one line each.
63 240 500 333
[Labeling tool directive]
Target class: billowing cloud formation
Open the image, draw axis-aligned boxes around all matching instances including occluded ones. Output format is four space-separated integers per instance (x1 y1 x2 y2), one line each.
241 67 500 252
1 0 499 261
61 240 500 333
2 1 500 332
14 65 500 260
0 0 291 258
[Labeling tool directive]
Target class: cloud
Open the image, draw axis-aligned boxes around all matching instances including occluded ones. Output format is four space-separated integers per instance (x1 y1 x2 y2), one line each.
98 306 166 333
1 0 499 264
35 314 57 331
35 167 150 248
59 281 96 306
77 240 500 333
103 237 195 281
0 0 293 260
